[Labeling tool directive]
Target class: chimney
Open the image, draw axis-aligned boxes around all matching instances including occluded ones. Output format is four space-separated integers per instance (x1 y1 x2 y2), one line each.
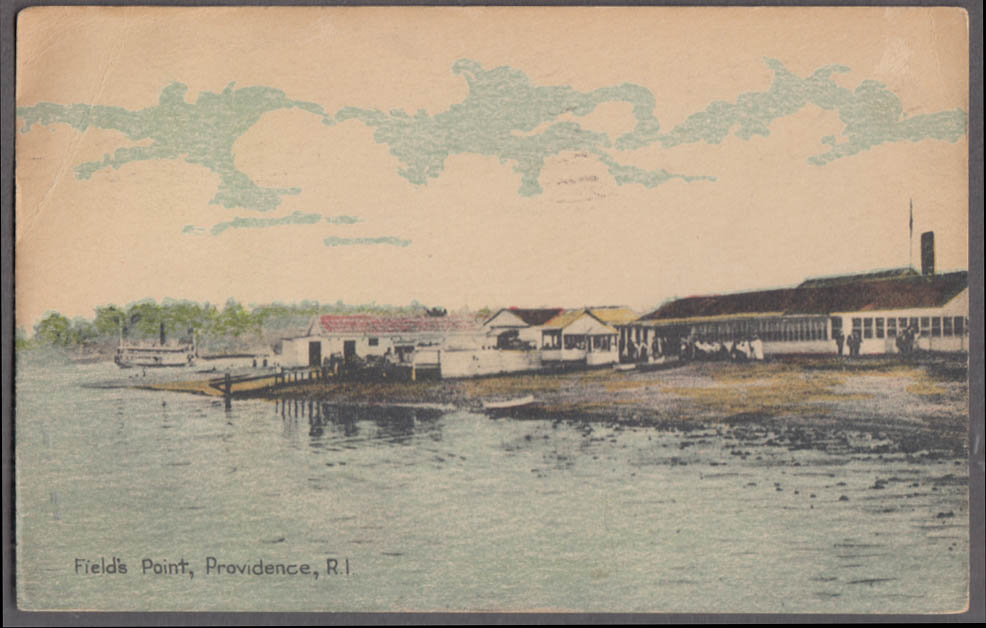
920 231 935 276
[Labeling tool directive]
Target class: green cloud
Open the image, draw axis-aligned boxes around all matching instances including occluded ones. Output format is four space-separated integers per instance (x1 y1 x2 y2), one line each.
325 215 362 224
659 58 968 164
594 152 716 187
324 236 411 247
337 59 708 196
17 82 334 212
209 212 360 235
17 59 968 218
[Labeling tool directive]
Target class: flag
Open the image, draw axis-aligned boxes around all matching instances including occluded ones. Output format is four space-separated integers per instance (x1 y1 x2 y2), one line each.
908 199 914 269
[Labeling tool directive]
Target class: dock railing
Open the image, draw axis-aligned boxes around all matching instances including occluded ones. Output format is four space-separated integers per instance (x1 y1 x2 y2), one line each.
207 366 334 406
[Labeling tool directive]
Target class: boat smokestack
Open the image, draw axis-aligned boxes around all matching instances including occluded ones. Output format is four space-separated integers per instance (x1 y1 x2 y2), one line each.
921 231 935 276
160 322 166 345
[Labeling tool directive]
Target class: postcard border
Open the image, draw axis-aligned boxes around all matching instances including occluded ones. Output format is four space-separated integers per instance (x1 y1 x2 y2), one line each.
2 0 982 625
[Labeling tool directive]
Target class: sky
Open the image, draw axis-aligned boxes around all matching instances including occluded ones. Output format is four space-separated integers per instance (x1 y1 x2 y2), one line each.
15 6 970 330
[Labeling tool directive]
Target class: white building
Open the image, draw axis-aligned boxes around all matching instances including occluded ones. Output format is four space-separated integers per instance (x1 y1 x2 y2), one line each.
625 268 969 358
540 308 627 366
280 314 480 367
481 307 564 349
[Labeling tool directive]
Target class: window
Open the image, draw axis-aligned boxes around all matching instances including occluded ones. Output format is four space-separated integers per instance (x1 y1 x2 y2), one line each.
931 317 941 337
852 318 862 338
368 337 379 346
943 317 953 336
887 318 897 337
954 316 964 336
564 335 587 350
875 318 884 339
920 317 930 337
863 318 873 339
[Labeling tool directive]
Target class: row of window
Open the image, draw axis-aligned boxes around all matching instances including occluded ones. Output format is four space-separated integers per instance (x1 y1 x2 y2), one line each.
675 317 829 343
541 332 615 351
632 313 969 344
559 335 614 351
850 316 967 339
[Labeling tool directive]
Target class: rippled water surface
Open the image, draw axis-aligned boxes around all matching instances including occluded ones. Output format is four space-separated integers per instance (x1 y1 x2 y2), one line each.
16 359 968 612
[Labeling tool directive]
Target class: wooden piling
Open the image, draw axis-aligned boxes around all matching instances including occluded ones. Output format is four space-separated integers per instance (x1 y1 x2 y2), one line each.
223 372 232 410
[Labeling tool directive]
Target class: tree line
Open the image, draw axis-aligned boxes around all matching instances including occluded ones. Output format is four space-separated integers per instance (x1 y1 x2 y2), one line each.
22 298 458 354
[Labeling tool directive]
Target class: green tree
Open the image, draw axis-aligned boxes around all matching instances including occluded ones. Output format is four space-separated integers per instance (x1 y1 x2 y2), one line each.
93 305 126 338
15 326 36 350
215 298 259 339
68 317 98 346
34 312 72 346
161 299 216 342
125 300 166 339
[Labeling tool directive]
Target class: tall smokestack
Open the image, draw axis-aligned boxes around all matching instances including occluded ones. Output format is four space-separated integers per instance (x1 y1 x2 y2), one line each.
160 321 166 345
921 231 935 276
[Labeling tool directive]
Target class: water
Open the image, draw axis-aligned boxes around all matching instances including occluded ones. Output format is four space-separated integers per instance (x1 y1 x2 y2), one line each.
15 358 969 612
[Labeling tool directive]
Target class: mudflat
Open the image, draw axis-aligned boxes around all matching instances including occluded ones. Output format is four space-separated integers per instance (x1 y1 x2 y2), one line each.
267 354 969 458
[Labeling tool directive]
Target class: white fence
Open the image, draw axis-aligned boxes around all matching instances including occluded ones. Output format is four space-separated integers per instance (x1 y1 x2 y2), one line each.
438 349 542 379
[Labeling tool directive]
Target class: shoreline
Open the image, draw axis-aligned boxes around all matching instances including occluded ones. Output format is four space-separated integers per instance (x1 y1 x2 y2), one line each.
141 354 970 457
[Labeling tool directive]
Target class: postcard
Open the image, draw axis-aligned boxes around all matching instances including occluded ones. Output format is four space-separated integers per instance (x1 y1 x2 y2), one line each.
13 5 973 614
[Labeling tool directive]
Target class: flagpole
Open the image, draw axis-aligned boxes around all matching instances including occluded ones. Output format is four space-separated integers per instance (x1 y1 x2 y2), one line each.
909 198 913 270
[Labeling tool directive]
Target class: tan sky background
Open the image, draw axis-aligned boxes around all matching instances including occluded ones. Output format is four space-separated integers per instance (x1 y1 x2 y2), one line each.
15 6 970 330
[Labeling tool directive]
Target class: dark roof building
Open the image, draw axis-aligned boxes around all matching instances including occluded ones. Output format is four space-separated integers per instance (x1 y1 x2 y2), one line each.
642 271 968 322
489 307 565 327
628 269 969 358
797 267 919 289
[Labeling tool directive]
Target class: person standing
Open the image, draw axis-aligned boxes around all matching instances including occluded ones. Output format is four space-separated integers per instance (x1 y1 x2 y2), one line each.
834 330 845 356
849 331 861 357
751 334 764 361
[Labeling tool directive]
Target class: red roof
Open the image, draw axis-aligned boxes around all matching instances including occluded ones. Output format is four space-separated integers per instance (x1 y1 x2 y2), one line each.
642 271 968 321
316 314 478 335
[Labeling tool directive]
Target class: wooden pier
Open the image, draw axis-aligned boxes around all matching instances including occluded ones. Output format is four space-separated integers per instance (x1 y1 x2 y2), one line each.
145 366 334 403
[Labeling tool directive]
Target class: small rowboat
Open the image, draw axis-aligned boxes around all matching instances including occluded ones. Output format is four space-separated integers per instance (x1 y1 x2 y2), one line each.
481 395 536 411
613 363 636 371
